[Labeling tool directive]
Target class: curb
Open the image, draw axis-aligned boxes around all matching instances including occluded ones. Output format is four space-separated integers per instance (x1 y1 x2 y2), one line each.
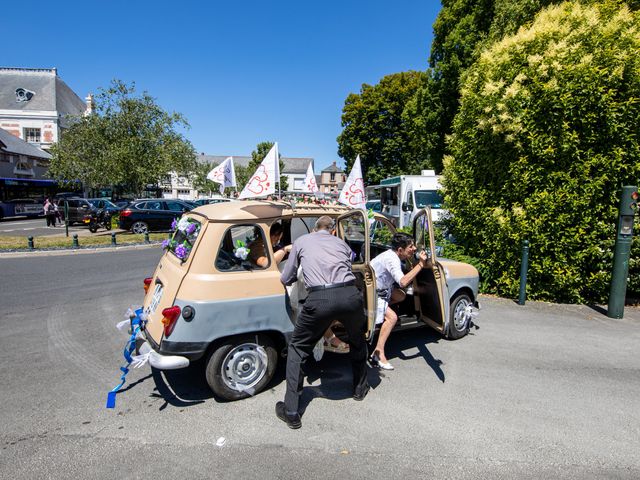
0 241 161 258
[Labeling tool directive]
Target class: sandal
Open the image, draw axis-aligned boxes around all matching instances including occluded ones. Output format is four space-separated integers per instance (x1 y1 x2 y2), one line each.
323 333 350 353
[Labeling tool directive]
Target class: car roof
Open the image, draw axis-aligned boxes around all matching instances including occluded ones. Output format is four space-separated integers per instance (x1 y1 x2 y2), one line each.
191 199 352 222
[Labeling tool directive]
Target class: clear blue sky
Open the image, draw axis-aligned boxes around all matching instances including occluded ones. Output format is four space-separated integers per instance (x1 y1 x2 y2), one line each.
4 0 440 171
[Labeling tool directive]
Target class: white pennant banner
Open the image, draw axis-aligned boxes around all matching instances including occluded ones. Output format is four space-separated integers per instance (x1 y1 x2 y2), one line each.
207 156 236 194
338 155 367 210
303 162 318 194
238 144 278 199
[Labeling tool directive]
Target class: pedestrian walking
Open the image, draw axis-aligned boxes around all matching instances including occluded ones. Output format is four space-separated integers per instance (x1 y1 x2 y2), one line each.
276 215 369 429
43 197 56 227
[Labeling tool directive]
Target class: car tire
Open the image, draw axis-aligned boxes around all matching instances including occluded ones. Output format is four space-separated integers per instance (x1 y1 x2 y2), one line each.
205 333 278 401
131 221 149 234
448 293 473 340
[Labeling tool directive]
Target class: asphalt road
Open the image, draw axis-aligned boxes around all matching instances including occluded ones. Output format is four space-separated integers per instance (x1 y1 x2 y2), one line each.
0 217 88 237
1 248 639 479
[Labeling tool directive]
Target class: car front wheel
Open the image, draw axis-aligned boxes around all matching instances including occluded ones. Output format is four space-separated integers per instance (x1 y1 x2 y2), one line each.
448 293 473 340
205 334 278 401
131 221 149 234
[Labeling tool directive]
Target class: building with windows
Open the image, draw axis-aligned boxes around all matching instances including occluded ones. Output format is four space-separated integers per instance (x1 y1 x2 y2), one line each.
318 161 346 194
0 67 91 151
0 127 51 179
161 154 315 199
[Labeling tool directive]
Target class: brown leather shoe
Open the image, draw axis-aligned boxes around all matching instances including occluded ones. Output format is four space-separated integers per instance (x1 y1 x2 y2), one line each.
275 402 302 429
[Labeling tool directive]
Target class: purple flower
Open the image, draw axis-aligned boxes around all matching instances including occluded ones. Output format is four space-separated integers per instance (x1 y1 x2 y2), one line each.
186 223 197 235
161 239 170 250
174 243 188 259
171 218 178 231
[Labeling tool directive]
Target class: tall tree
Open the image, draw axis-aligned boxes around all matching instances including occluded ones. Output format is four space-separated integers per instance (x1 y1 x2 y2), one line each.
444 1 640 302
48 80 196 194
337 71 429 184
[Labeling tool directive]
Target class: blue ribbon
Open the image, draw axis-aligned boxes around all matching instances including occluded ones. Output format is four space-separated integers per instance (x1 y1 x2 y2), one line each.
106 308 144 409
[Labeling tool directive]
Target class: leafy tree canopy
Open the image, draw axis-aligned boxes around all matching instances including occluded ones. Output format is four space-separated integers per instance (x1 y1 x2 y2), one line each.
48 80 196 194
337 71 430 184
444 1 640 302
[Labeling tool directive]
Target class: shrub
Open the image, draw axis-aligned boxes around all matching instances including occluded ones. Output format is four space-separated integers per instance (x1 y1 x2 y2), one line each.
444 1 640 302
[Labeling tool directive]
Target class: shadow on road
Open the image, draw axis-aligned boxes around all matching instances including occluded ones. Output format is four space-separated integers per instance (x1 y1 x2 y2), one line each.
148 326 446 411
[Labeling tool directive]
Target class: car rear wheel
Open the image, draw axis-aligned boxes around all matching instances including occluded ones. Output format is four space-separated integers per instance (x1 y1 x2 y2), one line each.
448 293 472 340
205 334 277 401
131 221 149 234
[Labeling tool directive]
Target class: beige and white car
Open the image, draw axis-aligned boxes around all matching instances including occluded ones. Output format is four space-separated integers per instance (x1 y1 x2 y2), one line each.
129 200 480 401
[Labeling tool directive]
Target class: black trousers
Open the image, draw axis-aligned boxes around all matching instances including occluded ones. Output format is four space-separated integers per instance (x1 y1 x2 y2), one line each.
284 284 369 414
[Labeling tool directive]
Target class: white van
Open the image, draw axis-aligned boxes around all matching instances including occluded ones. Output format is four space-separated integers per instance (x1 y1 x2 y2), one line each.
378 170 445 228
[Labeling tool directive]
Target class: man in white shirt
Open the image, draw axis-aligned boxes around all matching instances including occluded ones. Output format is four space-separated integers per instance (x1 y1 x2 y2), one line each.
370 233 430 370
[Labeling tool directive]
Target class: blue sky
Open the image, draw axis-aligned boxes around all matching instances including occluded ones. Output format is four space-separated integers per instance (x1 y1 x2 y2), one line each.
4 0 440 171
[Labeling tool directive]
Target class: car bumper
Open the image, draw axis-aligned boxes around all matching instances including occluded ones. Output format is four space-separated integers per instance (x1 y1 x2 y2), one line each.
119 308 190 370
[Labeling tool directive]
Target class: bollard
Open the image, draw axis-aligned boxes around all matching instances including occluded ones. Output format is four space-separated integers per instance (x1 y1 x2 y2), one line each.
144 232 150 243
28 236 34 250
111 232 117 246
72 234 79 249
518 240 529 305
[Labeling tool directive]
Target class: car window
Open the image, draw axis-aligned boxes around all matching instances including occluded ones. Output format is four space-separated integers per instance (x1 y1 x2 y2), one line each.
166 201 186 212
415 190 443 209
68 200 79 208
215 225 269 272
290 217 318 243
337 214 365 264
144 201 163 211
370 219 394 248
166 217 202 262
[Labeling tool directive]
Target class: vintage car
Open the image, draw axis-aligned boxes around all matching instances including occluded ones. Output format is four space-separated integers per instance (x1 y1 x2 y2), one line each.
129 200 480 400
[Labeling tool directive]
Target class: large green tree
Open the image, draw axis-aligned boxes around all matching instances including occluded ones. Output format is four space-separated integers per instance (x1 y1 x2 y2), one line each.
337 71 429 184
444 1 640 302
49 80 196 194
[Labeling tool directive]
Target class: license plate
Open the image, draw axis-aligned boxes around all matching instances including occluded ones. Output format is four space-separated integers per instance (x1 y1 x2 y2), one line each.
147 284 163 315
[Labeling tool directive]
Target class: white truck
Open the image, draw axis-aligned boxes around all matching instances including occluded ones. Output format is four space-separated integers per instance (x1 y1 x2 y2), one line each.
376 170 445 228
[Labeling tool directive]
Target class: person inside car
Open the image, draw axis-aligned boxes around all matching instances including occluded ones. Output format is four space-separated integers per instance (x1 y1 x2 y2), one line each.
249 222 292 268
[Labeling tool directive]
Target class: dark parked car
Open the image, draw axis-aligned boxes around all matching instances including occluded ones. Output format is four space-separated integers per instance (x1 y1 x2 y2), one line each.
119 199 194 233
113 199 134 209
55 197 96 224
88 198 122 214
193 197 232 206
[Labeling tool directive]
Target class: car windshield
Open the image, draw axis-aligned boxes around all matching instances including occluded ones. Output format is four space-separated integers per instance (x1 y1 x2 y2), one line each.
415 190 444 209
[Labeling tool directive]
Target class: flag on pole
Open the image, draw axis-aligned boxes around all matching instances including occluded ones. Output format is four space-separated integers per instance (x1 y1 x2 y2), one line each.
303 162 318 194
338 155 367 210
238 144 278 199
207 157 236 195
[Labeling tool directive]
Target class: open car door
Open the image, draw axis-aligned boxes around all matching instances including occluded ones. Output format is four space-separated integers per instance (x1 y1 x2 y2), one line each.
336 209 377 340
413 208 450 334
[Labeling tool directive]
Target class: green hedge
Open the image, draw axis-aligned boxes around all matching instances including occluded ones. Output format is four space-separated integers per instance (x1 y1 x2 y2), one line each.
444 1 640 303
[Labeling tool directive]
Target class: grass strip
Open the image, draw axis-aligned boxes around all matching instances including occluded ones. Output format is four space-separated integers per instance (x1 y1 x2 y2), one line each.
0 233 168 250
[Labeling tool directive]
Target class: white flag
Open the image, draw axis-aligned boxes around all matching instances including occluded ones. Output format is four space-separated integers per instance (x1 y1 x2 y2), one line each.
238 145 278 199
207 157 236 195
338 155 367 209
303 162 318 194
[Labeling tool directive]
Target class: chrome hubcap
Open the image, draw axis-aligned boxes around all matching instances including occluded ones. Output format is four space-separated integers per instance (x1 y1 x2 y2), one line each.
132 222 147 234
221 343 267 392
453 297 471 331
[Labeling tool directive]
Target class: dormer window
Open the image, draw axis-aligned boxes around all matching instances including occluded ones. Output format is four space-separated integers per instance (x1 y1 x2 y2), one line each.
15 88 35 102
24 128 41 143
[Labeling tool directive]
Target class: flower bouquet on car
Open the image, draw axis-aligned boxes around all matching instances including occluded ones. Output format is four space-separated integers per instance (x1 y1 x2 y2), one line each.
162 217 202 262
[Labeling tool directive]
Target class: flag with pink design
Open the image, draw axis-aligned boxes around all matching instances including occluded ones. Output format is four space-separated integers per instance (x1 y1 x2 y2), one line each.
207 156 236 194
238 144 278 199
303 163 318 194
338 155 367 210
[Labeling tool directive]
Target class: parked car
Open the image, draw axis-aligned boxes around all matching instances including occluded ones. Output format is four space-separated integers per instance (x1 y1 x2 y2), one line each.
55 197 96 224
193 197 232 206
118 199 194 233
113 199 134 209
88 198 122 214
124 201 480 401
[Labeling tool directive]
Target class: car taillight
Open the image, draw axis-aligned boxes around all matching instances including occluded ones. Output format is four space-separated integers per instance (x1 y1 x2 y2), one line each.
161 306 181 337
120 209 132 218
143 277 153 293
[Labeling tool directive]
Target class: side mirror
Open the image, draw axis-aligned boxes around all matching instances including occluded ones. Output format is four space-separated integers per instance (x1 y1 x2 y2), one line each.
402 202 409 212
